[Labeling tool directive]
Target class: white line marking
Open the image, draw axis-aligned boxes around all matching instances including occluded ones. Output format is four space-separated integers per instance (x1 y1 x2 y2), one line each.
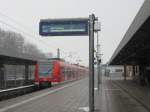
0 81 80 112
78 107 89 112
94 87 98 91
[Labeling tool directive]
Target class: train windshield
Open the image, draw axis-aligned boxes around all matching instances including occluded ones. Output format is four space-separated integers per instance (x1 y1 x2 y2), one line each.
38 61 53 77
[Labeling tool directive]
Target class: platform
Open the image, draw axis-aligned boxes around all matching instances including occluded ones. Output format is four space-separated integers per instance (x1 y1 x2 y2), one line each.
0 78 89 112
0 75 150 112
96 76 150 112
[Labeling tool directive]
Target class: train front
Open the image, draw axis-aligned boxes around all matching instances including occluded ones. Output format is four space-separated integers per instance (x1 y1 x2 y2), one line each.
35 60 54 87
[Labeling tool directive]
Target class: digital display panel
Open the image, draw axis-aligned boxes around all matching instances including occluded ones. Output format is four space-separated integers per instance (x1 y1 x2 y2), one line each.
39 19 89 36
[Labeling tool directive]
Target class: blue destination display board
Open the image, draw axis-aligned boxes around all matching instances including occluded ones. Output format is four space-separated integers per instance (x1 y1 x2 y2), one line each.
39 18 89 36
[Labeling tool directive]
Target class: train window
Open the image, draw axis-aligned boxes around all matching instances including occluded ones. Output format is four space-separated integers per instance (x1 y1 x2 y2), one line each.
64 67 69 80
38 61 53 77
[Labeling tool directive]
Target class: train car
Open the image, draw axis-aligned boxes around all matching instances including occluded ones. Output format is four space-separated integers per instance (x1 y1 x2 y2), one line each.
35 59 88 87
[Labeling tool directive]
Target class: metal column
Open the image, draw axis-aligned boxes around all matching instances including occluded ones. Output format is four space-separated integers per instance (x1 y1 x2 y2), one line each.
89 14 95 112
96 32 101 90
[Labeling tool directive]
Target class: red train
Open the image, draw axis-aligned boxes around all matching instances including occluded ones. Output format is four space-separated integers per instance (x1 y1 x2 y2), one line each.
35 58 88 87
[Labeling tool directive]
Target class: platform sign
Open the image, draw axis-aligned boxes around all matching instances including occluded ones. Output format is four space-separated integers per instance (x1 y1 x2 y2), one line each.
39 18 89 36
39 15 99 112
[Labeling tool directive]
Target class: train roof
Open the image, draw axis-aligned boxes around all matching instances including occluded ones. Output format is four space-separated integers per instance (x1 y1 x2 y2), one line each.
47 58 65 61
39 58 88 69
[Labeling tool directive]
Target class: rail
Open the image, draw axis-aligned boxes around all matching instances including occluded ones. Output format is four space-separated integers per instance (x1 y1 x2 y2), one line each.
0 84 35 93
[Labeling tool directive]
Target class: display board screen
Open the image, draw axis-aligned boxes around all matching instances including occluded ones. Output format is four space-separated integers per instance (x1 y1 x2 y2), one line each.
39 19 89 36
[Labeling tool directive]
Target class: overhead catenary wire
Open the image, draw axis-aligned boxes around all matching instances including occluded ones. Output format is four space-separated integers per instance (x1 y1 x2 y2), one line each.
0 11 70 52
0 20 69 58
0 12 83 62
0 20 72 59
0 11 36 34
0 19 56 51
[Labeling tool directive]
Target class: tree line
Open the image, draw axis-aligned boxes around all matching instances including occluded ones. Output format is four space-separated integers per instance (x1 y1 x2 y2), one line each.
0 28 46 59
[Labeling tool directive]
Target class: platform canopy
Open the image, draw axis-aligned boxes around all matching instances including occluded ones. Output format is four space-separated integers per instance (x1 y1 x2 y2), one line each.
0 49 38 64
109 0 150 65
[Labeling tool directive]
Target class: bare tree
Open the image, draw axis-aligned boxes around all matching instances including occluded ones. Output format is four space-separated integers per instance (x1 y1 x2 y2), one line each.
0 28 46 60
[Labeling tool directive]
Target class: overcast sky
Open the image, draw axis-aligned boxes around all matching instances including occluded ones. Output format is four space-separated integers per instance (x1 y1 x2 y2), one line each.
0 0 144 66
